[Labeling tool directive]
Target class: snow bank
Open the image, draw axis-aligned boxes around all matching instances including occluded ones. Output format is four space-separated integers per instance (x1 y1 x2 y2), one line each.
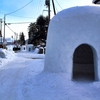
0 48 15 66
0 49 6 58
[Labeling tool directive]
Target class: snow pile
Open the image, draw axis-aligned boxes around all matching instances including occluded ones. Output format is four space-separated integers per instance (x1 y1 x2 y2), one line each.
34 47 39 53
0 45 43 66
0 49 6 58
0 48 15 66
6 45 14 51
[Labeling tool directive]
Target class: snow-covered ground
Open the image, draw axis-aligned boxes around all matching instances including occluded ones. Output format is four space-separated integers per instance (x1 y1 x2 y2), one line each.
0 46 100 100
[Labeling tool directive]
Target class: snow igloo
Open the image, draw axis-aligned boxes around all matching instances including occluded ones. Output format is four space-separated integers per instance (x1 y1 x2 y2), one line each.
44 6 100 81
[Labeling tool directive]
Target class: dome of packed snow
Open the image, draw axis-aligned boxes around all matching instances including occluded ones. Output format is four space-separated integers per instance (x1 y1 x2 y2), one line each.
45 6 100 81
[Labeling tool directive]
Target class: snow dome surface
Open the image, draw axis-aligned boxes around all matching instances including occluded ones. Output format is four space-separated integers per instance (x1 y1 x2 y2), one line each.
44 6 100 81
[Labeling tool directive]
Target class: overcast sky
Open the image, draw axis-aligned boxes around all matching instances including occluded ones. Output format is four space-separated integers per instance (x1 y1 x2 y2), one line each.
0 0 95 39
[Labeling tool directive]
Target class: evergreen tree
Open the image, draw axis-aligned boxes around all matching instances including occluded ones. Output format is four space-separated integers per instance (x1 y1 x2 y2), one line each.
28 15 49 46
19 32 25 46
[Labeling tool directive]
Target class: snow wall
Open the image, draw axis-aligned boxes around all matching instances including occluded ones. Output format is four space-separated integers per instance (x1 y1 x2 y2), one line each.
44 6 100 81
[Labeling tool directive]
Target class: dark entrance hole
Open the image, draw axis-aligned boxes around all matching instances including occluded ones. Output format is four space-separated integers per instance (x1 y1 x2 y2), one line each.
73 44 95 81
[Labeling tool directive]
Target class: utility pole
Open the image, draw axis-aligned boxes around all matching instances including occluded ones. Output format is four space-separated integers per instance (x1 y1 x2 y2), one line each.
48 0 50 22
45 0 50 22
0 19 2 37
45 0 56 21
0 19 2 47
52 0 56 15
4 15 6 43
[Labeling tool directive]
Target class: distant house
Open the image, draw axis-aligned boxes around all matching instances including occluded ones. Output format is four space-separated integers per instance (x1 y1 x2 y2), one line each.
21 44 35 52
5 38 14 45
26 44 35 51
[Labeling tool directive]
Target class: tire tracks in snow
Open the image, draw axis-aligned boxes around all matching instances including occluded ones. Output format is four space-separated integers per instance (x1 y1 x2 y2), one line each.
0 57 29 100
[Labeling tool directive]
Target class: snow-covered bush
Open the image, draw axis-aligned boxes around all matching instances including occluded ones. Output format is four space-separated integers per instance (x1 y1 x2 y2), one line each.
0 49 6 58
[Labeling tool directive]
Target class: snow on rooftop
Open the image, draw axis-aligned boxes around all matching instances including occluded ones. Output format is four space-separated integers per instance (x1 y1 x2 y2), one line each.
51 6 100 21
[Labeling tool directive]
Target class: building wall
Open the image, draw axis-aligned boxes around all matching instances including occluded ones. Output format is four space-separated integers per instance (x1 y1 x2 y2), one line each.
44 6 100 81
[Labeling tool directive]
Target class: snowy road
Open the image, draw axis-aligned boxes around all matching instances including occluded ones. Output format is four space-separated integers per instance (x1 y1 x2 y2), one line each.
0 52 44 100
0 52 100 100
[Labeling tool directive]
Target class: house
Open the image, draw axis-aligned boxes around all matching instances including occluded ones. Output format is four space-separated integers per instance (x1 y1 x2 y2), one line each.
6 38 14 45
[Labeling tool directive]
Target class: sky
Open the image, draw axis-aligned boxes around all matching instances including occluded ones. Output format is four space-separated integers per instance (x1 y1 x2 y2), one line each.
0 0 95 39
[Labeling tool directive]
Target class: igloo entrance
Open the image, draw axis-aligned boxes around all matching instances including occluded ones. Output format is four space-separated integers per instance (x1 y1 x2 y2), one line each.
73 44 95 81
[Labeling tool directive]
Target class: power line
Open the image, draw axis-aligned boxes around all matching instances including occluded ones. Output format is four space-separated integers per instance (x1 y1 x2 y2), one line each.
35 0 46 17
39 0 44 15
6 25 18 40
7 22 32 25
3 0 34 40
7 14 35 19
6 25 16 34
0 11 4 15
36 0 43 16
6 0 34 15
55 0 63 10
0 1 35 19
55 6 58 13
